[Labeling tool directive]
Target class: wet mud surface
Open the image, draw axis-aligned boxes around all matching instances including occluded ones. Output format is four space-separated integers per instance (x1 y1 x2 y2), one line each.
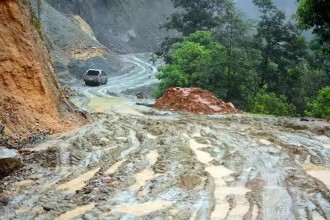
1 53 330 220
1 114 329 220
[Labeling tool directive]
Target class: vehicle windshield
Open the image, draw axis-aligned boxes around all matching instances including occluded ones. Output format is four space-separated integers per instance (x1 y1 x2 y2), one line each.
86 70 100 76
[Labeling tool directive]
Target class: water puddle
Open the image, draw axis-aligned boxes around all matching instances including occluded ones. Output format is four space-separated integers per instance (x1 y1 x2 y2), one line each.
129 151 160 192
56 167 100 194
260 139 272 145
147 133 157 139
109 201 173 216
303 164 330 188
262 189 293 219
227 196 250 219
105 160 126 175
307 171 330 188
89 97 143 115
15 208 29 214
185 134 213 164
15 180 35 187
186 133 250 219
55 204 95 220
313 210 327 220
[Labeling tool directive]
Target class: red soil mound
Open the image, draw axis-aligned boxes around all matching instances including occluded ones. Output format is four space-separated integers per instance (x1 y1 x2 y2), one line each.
154 87 242 115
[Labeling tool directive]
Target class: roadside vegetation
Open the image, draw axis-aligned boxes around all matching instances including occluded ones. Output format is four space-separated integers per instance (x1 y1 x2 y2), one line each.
155 0 330 118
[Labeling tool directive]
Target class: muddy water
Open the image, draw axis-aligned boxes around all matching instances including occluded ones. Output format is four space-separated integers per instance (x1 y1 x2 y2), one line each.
1 113 330 219
129 151 160 192
88 96 143 116
55 204 95 220
186 133 251 219
56 167 100 194
109 201 173 216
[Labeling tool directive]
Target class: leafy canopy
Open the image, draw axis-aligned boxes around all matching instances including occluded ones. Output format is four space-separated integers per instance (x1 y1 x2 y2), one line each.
296 0 330 51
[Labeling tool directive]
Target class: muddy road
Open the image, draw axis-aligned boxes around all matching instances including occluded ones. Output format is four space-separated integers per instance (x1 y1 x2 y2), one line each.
1 54 330 220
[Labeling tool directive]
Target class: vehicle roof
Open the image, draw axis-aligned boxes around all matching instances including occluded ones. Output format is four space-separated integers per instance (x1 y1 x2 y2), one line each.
86 69 103 71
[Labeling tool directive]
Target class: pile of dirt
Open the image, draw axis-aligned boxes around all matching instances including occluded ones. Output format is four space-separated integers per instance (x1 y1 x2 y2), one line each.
0 0 84 146
154 87 242 114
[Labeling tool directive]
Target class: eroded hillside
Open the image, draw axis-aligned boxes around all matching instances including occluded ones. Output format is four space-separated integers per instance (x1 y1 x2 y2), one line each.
0 0 83 145
45 0 175 53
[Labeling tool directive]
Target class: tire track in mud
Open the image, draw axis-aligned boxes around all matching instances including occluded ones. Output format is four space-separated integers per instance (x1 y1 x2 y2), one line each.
1 114 330 219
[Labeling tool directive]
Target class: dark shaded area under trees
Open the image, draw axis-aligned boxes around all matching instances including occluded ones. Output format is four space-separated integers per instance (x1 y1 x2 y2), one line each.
155 0 330 118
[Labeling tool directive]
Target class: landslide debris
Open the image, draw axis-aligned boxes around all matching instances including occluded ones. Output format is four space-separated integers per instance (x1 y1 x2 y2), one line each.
0 0 84 145
155 87 241 114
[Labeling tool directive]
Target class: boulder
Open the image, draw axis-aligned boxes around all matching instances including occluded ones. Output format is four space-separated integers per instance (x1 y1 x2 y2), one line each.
0 149 23 179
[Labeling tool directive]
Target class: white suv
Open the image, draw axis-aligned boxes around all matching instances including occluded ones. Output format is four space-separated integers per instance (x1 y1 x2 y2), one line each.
83 69 107 86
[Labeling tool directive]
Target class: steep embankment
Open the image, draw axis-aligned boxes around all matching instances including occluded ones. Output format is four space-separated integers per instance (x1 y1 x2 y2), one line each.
45 0 175 53
0 0 83 145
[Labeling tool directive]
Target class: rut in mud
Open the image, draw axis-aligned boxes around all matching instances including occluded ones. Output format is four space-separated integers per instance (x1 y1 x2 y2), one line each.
1 113 330 220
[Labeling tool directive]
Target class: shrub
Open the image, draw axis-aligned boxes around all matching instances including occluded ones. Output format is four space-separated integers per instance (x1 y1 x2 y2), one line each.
250 89 296 116
305 86 330 119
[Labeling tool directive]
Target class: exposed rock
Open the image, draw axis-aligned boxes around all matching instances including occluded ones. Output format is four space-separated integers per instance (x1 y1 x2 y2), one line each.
154 87 242 114
0 149 23 178
136 92 148 99
0 125 4 134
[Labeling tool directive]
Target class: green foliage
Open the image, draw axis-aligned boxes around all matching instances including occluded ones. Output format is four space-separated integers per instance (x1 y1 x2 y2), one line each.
296 0 330 51
155 31 221 97
156 0 330 118
305 86 330 119
164 0 234 35
250 88 296 116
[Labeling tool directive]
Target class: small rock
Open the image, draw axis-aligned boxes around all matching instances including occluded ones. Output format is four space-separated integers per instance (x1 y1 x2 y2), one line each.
0 149 23 179
3 97 10 102
136 92 145 99
300 118 310 122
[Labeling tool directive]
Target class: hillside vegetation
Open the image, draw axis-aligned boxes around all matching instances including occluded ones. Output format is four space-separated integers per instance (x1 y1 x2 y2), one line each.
155 0 330 118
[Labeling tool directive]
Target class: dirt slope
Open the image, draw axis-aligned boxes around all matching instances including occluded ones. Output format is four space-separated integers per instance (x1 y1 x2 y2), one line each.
0 0 83 145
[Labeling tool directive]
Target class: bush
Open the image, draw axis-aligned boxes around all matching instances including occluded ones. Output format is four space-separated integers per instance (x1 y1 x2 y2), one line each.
250 89 296 116
305 86 330 119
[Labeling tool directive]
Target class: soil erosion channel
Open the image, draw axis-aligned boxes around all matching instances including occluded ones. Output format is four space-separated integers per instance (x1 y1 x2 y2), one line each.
1 54 330 220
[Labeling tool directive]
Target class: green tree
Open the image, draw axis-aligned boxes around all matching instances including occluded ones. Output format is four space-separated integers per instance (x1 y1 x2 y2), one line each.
305 86 330 119
253 0 310 113
296 0 330 51
213 2 258 104
164 0 234 35
250 88 296 116
155 31 227 98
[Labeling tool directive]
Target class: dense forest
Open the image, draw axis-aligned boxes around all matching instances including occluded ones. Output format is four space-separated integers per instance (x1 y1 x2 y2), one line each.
155 0 330 119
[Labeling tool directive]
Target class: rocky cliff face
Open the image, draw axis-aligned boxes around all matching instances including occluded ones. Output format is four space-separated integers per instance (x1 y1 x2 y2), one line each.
45 0 175 53
0 0 83 145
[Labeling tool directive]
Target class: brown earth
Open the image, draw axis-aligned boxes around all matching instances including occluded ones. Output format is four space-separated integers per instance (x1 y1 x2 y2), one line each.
155 87 241 114
0 0 84 146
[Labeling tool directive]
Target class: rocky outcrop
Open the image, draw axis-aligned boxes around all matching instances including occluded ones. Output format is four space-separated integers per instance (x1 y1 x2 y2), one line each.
155 87 242 114
0 0 83 145
0 148 23 178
